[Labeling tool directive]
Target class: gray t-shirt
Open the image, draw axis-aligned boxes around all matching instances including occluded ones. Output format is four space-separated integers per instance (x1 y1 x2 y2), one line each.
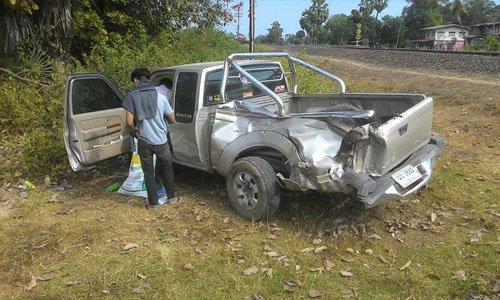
136 93 173 145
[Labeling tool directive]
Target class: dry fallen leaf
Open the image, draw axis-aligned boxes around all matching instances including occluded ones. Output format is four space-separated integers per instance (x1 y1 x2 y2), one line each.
265 251 279 257
400 260 412 271
184 263 194 271
261 268 273 276
309 267 325 274
365 249 373 255
431 212 437 222
346 248 354 253
242 293 265 300
378 255 389 264
223 216 230 223
66 280 81 286
313 239 322 245
24 274 37 291
324 259 335 271
137 273 146 279
340 270 353 277
452 270 466 281
301 247 314 253
244 266 259 276
366 233 381 240
282 281 298 293
123 243 138 251
314 246 328 254
308 289 323 298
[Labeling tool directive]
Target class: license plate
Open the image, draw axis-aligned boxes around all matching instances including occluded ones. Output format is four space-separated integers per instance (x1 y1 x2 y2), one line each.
391 165 422 188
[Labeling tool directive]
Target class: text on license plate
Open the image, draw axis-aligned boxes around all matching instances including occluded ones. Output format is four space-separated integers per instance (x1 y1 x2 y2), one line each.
391 165 422 188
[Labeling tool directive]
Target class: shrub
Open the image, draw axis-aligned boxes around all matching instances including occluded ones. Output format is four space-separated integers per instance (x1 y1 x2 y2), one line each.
0 29 247 181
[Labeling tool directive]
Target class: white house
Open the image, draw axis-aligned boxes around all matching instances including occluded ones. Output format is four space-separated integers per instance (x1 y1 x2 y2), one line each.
411 24 470 50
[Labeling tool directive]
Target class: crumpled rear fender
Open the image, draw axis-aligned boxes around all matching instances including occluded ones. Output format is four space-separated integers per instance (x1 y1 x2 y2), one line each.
215 130 302 177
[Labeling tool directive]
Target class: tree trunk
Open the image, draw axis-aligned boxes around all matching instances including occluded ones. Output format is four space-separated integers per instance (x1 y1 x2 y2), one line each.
372 11 379 47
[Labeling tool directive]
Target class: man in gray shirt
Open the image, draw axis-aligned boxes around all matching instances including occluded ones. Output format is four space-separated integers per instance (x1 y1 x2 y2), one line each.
122 68 179 209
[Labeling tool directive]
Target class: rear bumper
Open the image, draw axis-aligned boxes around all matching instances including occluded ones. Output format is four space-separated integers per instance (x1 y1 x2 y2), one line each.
342 135 443 208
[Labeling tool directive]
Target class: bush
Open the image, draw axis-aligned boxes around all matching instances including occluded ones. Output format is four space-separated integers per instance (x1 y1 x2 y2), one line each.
0 29 247 181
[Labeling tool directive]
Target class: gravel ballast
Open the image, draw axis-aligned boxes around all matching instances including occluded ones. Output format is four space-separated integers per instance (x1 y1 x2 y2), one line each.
277 45 500 77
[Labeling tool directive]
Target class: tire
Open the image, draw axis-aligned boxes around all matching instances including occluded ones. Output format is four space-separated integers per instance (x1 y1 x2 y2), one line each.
226 156 281 220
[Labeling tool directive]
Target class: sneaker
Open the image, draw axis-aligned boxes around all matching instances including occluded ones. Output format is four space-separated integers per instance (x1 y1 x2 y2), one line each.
158 196 171 205
145 203 160 210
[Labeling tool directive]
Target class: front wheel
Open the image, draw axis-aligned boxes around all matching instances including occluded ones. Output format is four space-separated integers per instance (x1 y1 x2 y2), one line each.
226 156 280 220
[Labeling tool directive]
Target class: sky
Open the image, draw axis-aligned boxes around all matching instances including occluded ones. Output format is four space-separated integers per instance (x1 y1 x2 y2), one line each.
223 0 500 37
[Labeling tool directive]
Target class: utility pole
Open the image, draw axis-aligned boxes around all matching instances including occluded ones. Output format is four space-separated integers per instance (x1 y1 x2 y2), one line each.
232 2 243 36
249 0 255 52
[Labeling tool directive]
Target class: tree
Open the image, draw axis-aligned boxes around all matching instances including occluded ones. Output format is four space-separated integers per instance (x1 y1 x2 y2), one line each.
324 14 356 45
285 30 306 45
0 0 232 56
372 0 389 44
402 0 443 41
461 0 498 25
380 15 405 47
266 21 284 44
296 30 306 39
358 0 389 44
442 0 468 25
300 0 329 44
286 34 304 45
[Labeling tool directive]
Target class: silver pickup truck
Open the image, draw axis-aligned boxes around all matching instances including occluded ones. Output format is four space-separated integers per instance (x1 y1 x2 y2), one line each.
64 52 443 220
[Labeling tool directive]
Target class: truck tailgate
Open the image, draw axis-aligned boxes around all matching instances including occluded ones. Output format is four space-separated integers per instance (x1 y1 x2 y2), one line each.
363 96 434 176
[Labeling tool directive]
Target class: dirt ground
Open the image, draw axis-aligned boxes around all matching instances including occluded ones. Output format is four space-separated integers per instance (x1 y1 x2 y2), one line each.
0 54 499 300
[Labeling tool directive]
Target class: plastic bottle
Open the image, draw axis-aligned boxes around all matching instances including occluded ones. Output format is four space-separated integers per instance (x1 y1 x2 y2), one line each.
24 180 36 189
106 183 121 192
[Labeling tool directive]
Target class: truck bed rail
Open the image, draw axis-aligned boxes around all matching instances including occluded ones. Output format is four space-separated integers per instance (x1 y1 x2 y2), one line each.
220 52 346 116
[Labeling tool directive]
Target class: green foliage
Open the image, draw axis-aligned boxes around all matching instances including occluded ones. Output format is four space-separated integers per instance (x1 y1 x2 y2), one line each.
323 14 356 45
403 0 443 41
300 0 329 44
0 29 247 180
461 0 499 25
380 15 405 47
462 34 500 52
265 21 284 45
1 0 232 57
484 33 500 52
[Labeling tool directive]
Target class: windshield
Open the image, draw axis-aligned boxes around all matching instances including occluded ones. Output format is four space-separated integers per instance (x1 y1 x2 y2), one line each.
204 63 287 106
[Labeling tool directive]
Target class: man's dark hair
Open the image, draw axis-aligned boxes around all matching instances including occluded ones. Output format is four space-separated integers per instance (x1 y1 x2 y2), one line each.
130 68 151 82
159 77 173 89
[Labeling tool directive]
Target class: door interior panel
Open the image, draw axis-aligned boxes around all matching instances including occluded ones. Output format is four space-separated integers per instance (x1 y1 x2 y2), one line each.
71 108 130 166
65 74 130 170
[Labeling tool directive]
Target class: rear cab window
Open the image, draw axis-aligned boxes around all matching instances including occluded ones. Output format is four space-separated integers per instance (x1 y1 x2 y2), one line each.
174 72 198 123
204 63 287 106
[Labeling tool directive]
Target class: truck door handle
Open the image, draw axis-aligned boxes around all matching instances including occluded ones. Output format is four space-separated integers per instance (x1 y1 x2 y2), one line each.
399 124 408 136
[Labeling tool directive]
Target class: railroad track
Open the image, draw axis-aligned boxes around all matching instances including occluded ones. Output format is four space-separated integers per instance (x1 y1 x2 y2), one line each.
275 45 500 76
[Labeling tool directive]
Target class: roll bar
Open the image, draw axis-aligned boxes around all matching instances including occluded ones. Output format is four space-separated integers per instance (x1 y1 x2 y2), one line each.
220 52 346 116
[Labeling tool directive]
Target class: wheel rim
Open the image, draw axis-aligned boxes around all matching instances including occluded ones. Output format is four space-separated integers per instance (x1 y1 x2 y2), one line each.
233 172 259 210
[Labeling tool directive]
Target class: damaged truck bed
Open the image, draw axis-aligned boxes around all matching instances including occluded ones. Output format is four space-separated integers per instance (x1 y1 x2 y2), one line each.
64 52 443 220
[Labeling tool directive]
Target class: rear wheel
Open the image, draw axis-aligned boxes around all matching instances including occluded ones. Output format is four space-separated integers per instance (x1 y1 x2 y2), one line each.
226 156 280 220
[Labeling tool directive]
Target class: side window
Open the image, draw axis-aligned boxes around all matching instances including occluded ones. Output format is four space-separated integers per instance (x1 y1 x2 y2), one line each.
174 72 198 123
152 70 175 106
72 78 121 115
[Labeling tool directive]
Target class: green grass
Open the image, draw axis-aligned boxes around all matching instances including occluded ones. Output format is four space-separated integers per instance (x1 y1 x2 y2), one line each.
1 52 499 300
